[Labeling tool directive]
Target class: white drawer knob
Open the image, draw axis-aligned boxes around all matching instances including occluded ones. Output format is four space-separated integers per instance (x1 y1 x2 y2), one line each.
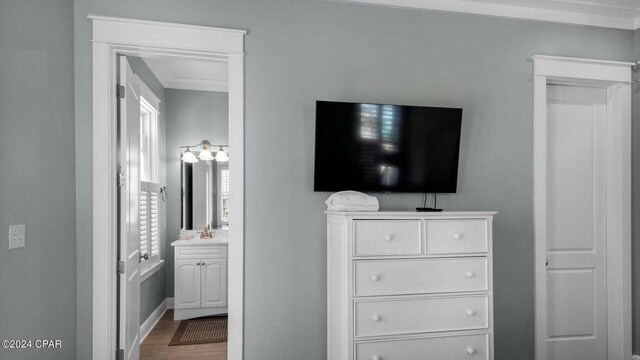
384 234 393 241
467 347 477 355
372 356 380 360
371 275 380 282
466 272 476 279
466 310 476 316
372 314 381 322
453 233 463 240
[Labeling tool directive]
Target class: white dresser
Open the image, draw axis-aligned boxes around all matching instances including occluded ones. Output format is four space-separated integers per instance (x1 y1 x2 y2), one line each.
327 211 496 360
171 240 228 320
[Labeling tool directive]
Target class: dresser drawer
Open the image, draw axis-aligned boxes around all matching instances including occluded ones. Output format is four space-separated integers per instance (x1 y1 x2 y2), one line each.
175 246 227 259
354 258 488 296
354 295 488 337
355 333 489 360
425 219 488 254
354 220 422 256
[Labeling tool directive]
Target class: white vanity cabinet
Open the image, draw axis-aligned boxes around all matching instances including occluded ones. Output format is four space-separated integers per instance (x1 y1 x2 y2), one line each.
327 211 496 360
172 240 228 320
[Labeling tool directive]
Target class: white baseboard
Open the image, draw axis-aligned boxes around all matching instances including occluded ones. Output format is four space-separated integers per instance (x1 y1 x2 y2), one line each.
167 297 174 309
631 355 640 360
140 299 168 343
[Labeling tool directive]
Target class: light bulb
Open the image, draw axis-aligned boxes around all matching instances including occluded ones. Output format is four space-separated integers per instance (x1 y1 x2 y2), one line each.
181 149 199 163
215 146 229 162
198 145 214 161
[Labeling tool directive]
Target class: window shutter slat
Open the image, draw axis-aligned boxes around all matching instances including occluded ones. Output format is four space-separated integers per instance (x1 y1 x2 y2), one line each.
149 190 160 257
139 190 150 256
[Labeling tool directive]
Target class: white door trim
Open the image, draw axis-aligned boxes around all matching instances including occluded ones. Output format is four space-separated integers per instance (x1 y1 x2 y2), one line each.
532 55 632 360
90 15 246 360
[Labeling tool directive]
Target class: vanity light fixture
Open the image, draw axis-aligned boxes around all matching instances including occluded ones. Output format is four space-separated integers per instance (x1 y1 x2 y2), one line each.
180 140 229 163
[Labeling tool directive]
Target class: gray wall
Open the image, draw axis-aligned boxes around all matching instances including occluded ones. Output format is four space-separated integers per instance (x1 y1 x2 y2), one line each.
72 1 635 359
127 56 168 324
0 0 77 359
165 89 229 298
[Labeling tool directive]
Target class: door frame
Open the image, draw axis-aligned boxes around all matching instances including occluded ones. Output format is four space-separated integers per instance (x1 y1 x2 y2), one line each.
532 55 632 360
90 15 246 360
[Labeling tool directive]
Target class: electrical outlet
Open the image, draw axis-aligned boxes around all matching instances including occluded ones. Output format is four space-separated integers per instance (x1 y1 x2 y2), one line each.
9 224 25 249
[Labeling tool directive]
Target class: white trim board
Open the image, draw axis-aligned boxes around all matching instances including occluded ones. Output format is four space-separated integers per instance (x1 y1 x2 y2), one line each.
532 55 632 360
139 299 169 343
334 0 640 30
139 260 164 283
91 16 245 360
88 15 246 53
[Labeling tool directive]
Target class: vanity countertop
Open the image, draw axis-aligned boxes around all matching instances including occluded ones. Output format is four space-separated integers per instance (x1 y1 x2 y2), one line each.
171 239 229 246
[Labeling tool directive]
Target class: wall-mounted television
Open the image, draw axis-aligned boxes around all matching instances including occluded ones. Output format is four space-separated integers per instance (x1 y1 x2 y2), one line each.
314 101 462 193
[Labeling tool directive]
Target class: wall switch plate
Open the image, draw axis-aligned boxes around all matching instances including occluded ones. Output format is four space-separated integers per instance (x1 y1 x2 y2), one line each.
9 224 25 249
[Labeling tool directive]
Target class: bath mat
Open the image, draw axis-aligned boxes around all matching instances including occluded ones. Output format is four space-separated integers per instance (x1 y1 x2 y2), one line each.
169 316 227 346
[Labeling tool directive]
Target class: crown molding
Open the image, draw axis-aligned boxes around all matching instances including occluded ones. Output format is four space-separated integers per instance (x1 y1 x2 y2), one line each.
334 0 640 30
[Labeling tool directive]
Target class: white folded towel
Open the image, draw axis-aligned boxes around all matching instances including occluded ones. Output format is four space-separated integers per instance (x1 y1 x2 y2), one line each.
325 191 379 211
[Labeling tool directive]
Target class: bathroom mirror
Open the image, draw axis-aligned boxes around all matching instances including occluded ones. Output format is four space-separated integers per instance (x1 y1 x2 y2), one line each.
181 149 229 231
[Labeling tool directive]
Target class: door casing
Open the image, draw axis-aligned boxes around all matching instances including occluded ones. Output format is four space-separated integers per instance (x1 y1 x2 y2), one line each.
90 16 246 360
532 55 632 360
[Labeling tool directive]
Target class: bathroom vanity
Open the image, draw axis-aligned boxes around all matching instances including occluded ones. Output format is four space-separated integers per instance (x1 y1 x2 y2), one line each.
175 136 230 321
172 236 228 321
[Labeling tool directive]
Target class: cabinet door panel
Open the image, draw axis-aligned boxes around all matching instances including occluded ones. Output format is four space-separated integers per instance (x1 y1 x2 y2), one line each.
201 259 227 308
175 260 200 309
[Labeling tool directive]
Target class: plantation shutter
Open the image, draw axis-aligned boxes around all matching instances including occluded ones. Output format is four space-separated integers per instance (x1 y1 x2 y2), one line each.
149 188 160 257
139 188 150 257
140 181 161 260
220 169 230 194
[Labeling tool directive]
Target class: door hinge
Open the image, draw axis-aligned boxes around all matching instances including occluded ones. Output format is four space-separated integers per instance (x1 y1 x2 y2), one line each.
117 261 125 275
116 348 124 360
117 172 126 187
116 85 125 99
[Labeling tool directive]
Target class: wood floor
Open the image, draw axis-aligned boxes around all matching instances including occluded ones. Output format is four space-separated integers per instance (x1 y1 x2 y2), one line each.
141 309 227 360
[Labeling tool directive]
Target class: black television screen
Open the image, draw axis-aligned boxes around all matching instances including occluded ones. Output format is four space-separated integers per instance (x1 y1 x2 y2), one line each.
314 101 462 193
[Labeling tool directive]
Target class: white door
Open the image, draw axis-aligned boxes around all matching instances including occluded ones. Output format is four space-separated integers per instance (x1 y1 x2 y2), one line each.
542 85 607 360
201 259 227 308
118 56 141 360
175 259 201 309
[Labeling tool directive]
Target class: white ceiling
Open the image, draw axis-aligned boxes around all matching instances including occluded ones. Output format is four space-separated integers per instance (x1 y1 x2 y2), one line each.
337 0 640 29
142 56 229 92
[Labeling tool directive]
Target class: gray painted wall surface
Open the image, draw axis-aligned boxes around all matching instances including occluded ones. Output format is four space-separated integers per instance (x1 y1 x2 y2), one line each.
165 89 229 298
0 0 76 359
73 1 635 359
139 269 166 324
127 56 168 324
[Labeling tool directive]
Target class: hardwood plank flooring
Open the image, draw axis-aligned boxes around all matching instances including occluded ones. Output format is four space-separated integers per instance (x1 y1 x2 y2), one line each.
141 309 227 360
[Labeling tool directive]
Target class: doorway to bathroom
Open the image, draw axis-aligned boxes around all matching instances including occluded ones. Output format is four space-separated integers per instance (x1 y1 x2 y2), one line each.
119 53 232 360
90 16 246 360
